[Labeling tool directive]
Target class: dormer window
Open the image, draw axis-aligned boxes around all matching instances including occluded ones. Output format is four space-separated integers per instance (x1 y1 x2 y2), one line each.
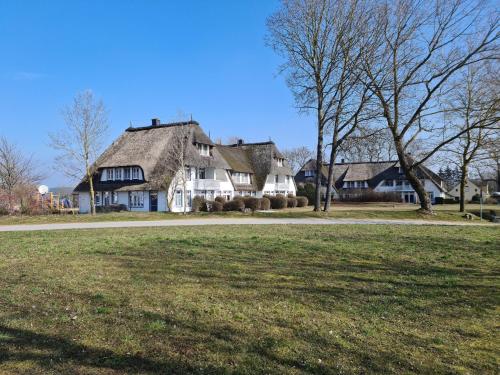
305 170 315 177
233 172 250 184
198 143 210 156
277 158 284 167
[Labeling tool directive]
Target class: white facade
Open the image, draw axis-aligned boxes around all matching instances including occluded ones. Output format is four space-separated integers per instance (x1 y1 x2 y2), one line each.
447 181 487 201
260 174 296 197
374 178 445 203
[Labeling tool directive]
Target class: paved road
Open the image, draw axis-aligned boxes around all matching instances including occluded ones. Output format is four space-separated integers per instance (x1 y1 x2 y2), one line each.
0 217 496 232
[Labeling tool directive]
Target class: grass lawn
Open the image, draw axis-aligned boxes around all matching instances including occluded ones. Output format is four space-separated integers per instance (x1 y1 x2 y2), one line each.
0 225 498 374
0 203 498 225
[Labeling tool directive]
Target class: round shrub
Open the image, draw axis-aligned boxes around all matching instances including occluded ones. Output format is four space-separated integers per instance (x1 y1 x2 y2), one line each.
223 199 245 211
260 197 271 210
287 197 298 208
271 194 288 209
296 196 308 207
243 197 260 212
214 196 226 205
210 201 223 212
191 196 206 212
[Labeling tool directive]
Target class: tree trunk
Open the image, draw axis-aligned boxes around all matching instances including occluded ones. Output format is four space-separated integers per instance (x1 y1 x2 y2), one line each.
394 139 432 213
323 139 338 212
314 110 324 212
87 165 96 215
459 168 467 212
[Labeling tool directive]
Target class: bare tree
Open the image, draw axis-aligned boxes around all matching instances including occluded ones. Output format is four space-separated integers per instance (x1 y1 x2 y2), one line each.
150 124 192 213
442 64 499 211
281 146 314 174
0 136 42 211
268 0 344 211
49 90 108 215
337 127 397 162
362 0 499 213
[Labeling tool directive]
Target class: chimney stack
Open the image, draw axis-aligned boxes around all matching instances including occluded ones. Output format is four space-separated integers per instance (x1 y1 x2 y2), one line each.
237 139 244 146
152 118 160 127
341 158 345 163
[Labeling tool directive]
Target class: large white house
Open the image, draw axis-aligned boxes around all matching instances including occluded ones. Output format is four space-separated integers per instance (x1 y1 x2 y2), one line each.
295 159 447 204
74 119 296 213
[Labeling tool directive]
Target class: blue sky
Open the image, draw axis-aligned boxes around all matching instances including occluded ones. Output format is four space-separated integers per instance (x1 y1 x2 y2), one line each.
0 0 314 187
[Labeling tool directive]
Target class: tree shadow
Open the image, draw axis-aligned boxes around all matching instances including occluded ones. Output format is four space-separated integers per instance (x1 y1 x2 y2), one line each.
0 324 225 374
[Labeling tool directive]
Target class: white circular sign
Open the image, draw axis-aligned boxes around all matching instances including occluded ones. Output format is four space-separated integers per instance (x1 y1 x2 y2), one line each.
38 185 49 195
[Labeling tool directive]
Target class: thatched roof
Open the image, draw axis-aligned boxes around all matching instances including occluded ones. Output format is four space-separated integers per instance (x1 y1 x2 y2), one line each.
215 142 294 191
296 159 445 191
74 121 229 192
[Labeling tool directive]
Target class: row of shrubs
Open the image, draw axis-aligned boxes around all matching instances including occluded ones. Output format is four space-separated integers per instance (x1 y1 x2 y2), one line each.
192 194 309 212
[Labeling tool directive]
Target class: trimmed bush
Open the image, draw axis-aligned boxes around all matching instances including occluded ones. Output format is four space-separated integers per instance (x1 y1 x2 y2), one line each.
214 196 226 205
287 197 298 208
260 197 271 210
210 201 223 212
296 196 308 207
296 183 315 205
96 204 128 213
243 197 260 212
434 197 456 205
223 199 245 212
271 194 288 209
191 196 206 212
339 190 401 203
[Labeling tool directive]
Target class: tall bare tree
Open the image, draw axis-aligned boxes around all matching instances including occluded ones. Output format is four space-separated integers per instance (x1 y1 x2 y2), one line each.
268 0 344 211
0 136 42 211
49 90 108 215
443 64 499 211
281 146 314 174
150 124 192 213
362 0 499 213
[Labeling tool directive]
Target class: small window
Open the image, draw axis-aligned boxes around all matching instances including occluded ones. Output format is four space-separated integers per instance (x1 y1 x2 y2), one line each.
305 170 315 177
115 168 122 180
396 180 403 186
103 191 111 206
132 167 141 180
124 168 131 180
95 191 101 205
384 179 394 187
277 158 283 167
186 191 192 206
112 192 118 204
197 168 206 179
198 144 210 156
175 190 183 207
107 169 114 181
275 175 279 183
129 191 144 208
185 167 191 181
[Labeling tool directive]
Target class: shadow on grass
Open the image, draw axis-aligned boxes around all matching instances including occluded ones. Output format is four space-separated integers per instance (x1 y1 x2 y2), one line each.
0 325 223 374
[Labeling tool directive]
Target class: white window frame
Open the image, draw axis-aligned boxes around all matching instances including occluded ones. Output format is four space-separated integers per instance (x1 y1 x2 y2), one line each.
305 170 315 177
129 191 144 208
175 190 183 207
115 168 122 181
198 144 210 156
112 192 118 204
124 167 131 180
132 167 140 180
197 168 206 180
185 167 191 181
277 158 283 167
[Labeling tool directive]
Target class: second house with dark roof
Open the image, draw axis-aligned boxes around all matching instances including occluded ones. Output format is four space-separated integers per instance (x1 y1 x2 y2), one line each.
295 159 447 204
74 119 296 213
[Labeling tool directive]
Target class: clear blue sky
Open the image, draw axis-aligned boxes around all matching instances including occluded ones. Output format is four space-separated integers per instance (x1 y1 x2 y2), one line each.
0 0 314 187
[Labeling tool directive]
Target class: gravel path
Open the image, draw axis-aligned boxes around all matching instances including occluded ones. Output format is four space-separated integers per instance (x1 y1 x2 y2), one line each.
0 217 496 232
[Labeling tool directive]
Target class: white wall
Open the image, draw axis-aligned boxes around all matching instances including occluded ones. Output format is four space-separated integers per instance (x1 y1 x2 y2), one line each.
260 174 296 197
447 182 483 201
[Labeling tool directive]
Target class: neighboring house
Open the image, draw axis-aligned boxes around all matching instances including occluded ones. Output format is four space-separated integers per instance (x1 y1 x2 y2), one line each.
216 141 296 198
447 179 490 202
74 119 295 213
295 159 447 204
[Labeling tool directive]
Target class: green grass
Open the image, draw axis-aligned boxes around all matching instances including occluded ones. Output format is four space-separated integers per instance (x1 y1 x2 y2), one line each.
0 225 498 374
0 203 498 225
